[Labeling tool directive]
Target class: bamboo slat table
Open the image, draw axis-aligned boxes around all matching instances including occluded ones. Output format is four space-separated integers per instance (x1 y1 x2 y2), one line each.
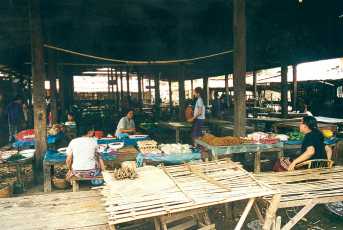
255 166 343 230
0 190 109 230
157 121 192 143
195 139 284 173
100 160 280 230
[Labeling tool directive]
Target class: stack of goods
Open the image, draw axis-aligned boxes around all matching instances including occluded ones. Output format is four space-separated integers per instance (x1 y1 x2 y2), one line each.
117 146 139 155
200 134 242 146
48 124 64 136
159 144 192 155
113 162 137 180
247 132 280 144
287 131 305 141
137 140 161 154
0 150 19 163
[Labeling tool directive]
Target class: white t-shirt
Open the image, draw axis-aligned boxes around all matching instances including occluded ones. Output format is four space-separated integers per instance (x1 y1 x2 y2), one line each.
66 137 98 171
115 116 135 136
194 97 205 120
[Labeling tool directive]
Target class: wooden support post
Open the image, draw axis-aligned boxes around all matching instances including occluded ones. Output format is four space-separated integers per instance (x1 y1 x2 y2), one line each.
179 66 186 121
47 50 58 124
169 80 173 114
191 79 194 94
137 73 143 109
142 76 145 105
281 65 288 118
233 0 247 137
203 76 209 107
29 0 47 184
281 201 317 230
225 74 230 110
292 64 297 111
148 78 152 104
253 71 258 107
254 151 261 173
262 194 281 230
115 69 120 107
110 68 116 109
120 69 124 102
154 73 161 118
126 66 130 98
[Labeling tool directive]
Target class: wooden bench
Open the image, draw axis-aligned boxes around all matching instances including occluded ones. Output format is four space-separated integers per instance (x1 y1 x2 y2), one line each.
70 175 104 192
255 166 343 230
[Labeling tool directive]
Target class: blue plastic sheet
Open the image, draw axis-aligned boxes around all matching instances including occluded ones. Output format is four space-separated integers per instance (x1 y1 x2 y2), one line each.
13 132 65 149
97 136 148 146
43 149 117 164
284 137 341 146
136 149 201 167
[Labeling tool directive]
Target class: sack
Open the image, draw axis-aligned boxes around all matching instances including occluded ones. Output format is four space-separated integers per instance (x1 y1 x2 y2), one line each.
273 157 291 172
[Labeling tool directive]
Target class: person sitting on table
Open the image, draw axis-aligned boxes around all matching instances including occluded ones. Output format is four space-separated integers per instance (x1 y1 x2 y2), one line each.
188 87 206 143
288 116 331 171
115 109 136 137
66 126 105 180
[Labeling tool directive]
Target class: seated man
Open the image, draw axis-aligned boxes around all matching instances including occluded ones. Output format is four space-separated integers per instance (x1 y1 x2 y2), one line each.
115 109 136 137
66 126 104 180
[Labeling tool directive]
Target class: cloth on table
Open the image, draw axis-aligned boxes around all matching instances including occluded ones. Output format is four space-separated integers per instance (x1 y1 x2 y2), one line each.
136 149 201 167
66 168 104 186
13 132 64 149
97 136 148 146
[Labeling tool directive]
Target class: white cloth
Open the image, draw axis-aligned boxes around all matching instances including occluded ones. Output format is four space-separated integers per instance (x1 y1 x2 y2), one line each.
194 97 205 120
115 116 135 136
66 137 98 171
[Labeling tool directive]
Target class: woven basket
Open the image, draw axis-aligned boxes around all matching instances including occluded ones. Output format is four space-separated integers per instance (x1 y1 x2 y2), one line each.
52 177 69 190
0 184 12 198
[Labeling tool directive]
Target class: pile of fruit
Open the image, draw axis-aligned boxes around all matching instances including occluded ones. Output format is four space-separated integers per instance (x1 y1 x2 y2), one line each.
48 124 64 136
200 134 242 146
287 131 305 141
159 144 192 154
137 140 161 154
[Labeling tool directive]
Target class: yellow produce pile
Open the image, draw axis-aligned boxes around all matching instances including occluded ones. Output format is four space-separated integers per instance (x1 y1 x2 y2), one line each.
200 134 243 146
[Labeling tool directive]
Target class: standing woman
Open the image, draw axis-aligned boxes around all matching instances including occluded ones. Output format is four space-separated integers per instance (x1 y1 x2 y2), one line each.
188 87 205 143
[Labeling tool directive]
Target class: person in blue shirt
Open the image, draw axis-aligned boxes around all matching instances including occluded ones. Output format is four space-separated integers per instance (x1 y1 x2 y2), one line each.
188 87 206 143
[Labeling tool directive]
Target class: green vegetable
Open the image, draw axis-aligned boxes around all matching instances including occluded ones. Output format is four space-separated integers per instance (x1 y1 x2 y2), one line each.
7 153 25 161
287 131 304 141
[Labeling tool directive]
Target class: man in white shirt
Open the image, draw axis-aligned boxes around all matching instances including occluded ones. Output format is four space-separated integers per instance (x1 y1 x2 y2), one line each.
188 87 206 143
115 109 136 137
66 126 104 179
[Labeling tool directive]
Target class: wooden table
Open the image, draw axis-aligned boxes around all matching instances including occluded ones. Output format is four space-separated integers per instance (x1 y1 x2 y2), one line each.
195 139 284 173
247 117 301 132
157 121 192 143
101 160 280 230
0 190 110 230
273 121 337 133
207 118 254 135
255 166 343 230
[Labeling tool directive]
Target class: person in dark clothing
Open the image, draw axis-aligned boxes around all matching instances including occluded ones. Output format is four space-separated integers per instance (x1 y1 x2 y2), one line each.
6 96 23 143
212 92 221 118
288 116 330 171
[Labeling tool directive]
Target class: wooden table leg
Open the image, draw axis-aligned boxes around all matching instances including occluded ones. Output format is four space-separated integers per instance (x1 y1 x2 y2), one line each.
176 128 180 143
281 200 317 230
234 198 255 230
254 151 261 173
154 217 161 230
43 163 52 192
262 194 281 230
277 148 284 158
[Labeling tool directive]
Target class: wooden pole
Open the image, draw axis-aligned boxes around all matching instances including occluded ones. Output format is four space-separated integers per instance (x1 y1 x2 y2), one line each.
203 76 209 107
225 74 230 109
154 73 161 118
148 78 152 104
233 0 247 137
120 69 124 103
137 73 142 109
110 68 116 109
281 65 288 118
142 76 145 105
253 71 258 107
47 50 58 124
292 64 297 111
115 68 120 108
29 0 47 183
191 79 194 96
126 66 130 98
179 66 186 121
169 80 173 114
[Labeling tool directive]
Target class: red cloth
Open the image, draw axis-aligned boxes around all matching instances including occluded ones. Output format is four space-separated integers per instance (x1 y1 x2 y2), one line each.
16 129 35 140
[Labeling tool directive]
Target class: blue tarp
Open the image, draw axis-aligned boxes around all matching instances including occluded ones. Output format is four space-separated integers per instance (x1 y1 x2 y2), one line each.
97 136 148 146
136 149 201 167
13 132 65 149
43 149 117 164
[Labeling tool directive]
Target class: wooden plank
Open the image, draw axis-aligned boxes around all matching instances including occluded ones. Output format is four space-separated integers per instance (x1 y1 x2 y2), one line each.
47 50 58 124
292 64 297 111
233 0 246 137
262 194 281 230
234 198 255 230
168 80 173 114
281 65 288 118
281 200 317 230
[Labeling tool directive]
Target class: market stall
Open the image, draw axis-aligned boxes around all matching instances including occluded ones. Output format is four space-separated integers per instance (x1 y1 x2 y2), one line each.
195 133 284 173
157 121 192 143
100 160 279 230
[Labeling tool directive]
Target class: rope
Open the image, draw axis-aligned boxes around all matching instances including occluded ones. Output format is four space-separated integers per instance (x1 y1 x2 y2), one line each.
43 44 233 65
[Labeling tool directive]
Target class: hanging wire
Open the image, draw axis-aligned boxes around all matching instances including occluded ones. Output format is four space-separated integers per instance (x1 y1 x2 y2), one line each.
44 44 233 65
